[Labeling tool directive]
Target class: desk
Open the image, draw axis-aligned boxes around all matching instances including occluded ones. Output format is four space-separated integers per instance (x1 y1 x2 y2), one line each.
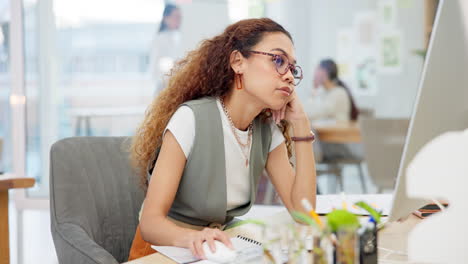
69 106 147 136
0 174 35 264
124 211 422 264
313 121 361 143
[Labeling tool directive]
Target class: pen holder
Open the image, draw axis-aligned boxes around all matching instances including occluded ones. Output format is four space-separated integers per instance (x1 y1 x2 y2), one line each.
333 227 359 264
358 221 377 264
331 221 378 264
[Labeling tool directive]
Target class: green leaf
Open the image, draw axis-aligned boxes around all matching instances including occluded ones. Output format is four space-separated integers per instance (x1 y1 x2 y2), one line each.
224 219 266 230
326 209 360 232
412 49 426 59
354 201 382 224
291 211 319 227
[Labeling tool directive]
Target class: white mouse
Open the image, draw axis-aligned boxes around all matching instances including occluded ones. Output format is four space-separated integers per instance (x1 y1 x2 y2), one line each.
202 240 236 263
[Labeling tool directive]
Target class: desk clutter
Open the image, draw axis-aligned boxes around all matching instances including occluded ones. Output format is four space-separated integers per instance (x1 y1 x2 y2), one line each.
243 199 381 264
153 199 382 264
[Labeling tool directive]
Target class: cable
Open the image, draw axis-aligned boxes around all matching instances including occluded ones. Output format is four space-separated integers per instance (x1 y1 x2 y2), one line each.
378 246 408 260
379 260 419 264
379 198 446 263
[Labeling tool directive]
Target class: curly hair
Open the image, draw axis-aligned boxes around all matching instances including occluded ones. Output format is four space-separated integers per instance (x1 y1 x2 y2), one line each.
130 18 294 190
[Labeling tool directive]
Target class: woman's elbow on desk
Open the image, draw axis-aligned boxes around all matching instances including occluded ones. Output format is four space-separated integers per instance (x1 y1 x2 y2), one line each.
139 215 160 244
139 213 179 245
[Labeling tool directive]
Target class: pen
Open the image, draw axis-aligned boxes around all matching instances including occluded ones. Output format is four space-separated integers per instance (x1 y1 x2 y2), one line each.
301 198 324 229
340 192 348 210
301 198 340 247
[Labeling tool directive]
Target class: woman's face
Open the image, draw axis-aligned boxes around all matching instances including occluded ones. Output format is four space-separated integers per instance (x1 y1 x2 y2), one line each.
313 66 328 88
239 32 297 110
165 9 181 30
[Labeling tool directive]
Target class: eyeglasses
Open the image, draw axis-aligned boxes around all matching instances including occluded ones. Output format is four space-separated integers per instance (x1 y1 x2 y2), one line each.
248 50 303 86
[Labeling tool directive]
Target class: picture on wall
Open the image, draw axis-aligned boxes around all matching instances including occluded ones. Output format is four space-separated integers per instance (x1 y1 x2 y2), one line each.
353 12 378 96
378 0 397 27
378 30 403 74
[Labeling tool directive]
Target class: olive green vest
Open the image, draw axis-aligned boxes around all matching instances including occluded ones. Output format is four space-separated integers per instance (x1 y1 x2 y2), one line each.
148 97 272 226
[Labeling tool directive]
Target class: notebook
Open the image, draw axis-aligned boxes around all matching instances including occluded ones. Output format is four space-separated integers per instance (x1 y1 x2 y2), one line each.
152 235 263 264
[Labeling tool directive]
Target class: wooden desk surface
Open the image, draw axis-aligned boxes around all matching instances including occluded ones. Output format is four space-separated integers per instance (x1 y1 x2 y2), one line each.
0 174 35 264
0 174 36 191
313 121 361 143
124 211 422 264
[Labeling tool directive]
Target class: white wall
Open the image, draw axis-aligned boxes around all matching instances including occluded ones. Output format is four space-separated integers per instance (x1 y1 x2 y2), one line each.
268 0 425 118
265 0 313 104
179 1 230 57
374 1 425 118
179 0 425 118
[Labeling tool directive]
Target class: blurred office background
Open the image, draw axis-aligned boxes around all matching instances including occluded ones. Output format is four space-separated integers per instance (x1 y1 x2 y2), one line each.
0 0 437 263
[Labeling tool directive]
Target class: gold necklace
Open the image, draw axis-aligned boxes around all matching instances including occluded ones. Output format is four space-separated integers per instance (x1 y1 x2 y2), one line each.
220 97 253 167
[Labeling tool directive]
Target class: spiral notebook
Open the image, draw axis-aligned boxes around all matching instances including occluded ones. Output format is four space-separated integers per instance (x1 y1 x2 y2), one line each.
152 235 263 263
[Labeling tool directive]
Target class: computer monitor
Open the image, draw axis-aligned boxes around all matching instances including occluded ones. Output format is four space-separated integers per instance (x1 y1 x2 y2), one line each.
389 0 468 221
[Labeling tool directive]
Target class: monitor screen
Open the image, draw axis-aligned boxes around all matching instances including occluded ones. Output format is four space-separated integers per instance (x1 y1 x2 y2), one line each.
389 0 468 221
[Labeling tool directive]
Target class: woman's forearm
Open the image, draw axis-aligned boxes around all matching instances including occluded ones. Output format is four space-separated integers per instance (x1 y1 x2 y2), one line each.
290 118 317 211
140 216 198 248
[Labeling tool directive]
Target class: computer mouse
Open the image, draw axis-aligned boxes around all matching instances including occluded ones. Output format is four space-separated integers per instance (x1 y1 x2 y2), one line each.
202 240 236 263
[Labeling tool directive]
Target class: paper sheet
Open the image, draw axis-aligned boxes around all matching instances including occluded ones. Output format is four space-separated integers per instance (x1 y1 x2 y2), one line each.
152 236 262 264
315 194 392 215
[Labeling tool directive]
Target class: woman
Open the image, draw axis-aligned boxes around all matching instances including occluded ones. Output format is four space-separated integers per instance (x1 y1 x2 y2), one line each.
308 59 359 122
129 18 316 260
308 59 363 185
149 4 183 95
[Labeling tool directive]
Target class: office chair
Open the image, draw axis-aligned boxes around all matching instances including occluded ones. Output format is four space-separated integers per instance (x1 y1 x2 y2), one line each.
49 137 144 264
313 139 366 194
313 109 375 194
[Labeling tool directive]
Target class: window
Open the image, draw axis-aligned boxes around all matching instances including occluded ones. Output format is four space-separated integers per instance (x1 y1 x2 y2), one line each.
23 0 162 196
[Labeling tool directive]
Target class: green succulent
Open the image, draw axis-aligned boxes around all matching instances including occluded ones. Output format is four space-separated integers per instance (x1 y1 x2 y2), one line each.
326 209 360 232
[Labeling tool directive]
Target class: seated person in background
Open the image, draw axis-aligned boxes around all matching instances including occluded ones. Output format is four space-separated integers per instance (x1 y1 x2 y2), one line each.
307 59 359 122
307 59 362 164
128 18 317 261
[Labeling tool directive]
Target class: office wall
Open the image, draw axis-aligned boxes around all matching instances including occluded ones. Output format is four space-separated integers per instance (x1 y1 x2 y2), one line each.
293 0 425 118
179 1 230 57
179 0 425 119
374 1 425 118
265 0 313 106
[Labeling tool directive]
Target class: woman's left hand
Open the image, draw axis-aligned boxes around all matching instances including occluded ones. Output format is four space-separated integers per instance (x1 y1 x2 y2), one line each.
272 90 308 124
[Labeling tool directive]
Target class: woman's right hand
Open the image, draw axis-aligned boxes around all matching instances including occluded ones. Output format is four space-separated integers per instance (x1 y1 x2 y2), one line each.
187 227 233 259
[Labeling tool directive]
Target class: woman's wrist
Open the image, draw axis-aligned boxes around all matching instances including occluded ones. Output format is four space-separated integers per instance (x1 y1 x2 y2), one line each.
290 118 311 137
174 228 198 248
